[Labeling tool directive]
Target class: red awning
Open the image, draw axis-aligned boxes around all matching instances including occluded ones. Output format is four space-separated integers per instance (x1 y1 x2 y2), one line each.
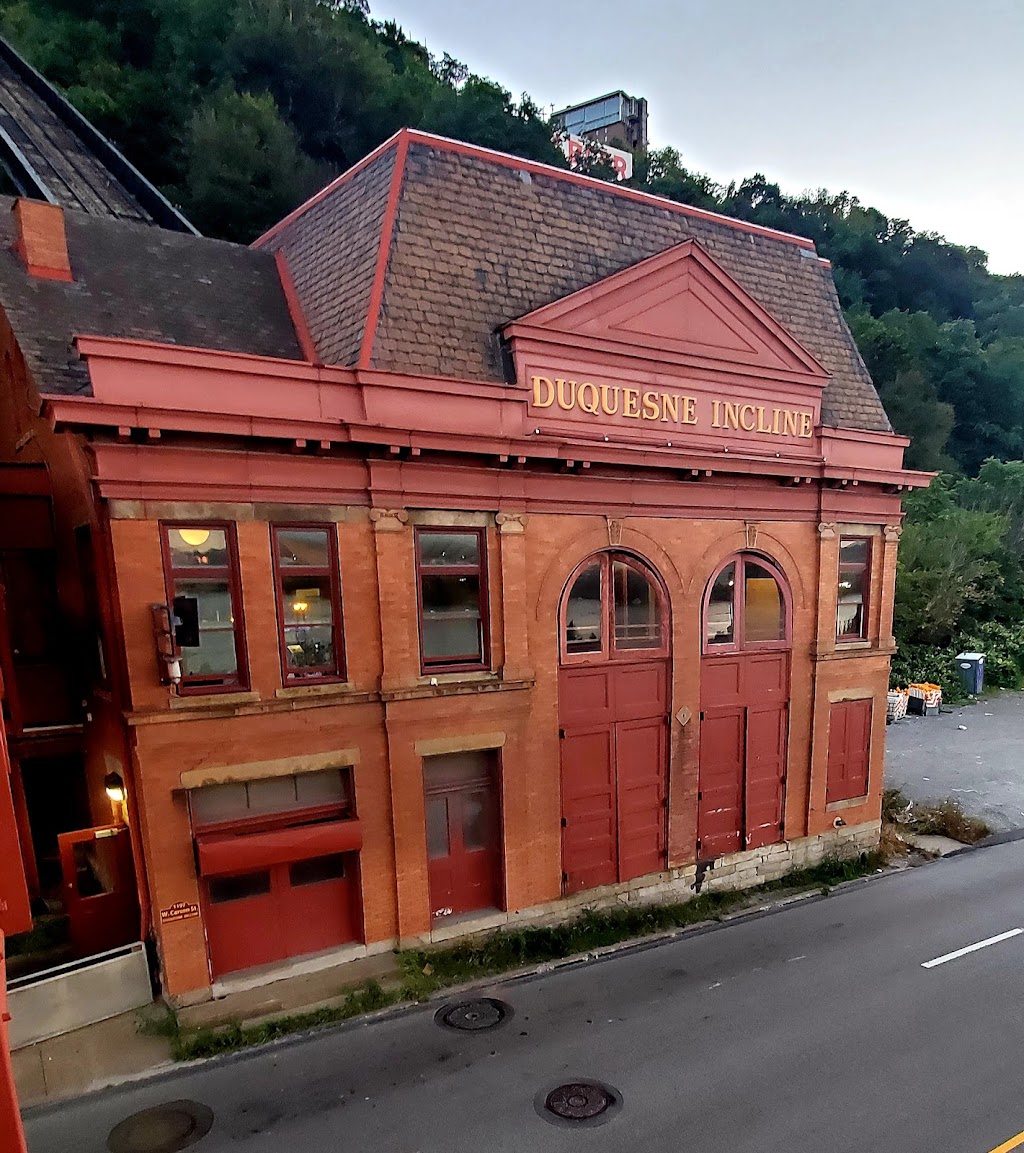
196 820 362 877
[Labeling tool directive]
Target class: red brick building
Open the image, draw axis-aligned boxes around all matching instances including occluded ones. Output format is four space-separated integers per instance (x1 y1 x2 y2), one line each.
0 129 929 1003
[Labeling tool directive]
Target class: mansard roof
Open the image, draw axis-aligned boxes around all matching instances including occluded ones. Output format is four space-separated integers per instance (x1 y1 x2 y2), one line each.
256 129 891 434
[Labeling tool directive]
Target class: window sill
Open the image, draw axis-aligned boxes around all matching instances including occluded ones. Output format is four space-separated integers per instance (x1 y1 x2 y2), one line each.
816 644 896 660
382 675 534 703
170 691 260 710
274 683 369 702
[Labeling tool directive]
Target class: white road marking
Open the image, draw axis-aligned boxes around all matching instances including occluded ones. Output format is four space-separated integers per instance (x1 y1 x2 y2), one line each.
921 928 1023 969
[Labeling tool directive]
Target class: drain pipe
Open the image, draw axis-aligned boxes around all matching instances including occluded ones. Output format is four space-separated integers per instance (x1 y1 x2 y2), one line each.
0 932 29 1153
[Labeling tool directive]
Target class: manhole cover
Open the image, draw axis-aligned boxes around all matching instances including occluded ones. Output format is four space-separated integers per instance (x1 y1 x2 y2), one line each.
434 997 512 1032
107 1101 214 1153
535 1079 622 1127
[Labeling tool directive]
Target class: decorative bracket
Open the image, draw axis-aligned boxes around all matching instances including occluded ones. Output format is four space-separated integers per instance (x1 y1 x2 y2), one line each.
496 511 528 535
369 508 410 533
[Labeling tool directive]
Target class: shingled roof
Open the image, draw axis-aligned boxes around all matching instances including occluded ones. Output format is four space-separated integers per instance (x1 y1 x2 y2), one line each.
257 130 891 434
0 197 303 396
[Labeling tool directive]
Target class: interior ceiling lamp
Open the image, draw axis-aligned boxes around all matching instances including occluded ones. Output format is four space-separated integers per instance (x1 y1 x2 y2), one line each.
104 772 126 803
178 528 211 548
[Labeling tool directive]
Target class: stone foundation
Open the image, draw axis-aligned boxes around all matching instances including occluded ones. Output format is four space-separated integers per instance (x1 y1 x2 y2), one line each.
421 819 882 945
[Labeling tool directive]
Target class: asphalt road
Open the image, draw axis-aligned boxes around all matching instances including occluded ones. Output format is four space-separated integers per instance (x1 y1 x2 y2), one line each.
23 839 1024 1153
886 688 1024 830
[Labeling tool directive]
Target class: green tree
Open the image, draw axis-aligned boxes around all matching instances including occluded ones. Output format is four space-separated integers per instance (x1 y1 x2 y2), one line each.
183 88 322 241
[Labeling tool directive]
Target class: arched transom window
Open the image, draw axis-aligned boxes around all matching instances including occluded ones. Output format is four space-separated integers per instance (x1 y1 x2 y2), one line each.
704 554 790 651
562 552 668 661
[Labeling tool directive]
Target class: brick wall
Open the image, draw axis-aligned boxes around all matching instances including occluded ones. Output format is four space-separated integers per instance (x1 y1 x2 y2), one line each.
110 500 895 1000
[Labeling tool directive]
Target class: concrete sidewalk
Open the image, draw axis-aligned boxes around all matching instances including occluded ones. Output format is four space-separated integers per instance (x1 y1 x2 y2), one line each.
14 951 399 1107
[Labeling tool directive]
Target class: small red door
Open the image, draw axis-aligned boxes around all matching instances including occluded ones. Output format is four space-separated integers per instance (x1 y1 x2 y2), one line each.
58 825 140 958
425 753 502 920
203 853 361 978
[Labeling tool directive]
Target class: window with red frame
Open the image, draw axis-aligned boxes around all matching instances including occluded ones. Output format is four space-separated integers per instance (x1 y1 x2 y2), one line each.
272 526 345 682
161 524 247 691
562 552 666 661
704 554 788 651
416 528 489 672
837 537 871 641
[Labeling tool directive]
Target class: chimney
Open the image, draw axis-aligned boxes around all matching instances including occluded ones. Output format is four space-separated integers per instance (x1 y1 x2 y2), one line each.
12 199 72 282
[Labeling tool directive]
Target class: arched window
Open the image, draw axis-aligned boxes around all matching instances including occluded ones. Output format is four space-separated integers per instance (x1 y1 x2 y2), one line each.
562 552 668 661
703 554 790 652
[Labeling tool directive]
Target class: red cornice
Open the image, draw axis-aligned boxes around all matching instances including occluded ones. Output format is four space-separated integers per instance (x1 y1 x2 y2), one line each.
358 130 410 370
51 335 926 491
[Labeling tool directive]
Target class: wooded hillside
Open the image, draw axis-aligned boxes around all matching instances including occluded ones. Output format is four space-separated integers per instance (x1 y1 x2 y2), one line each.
3 0 1023 693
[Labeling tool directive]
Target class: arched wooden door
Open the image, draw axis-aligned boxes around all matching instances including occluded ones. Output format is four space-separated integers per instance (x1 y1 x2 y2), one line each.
558 552 670 894
698 554 792 859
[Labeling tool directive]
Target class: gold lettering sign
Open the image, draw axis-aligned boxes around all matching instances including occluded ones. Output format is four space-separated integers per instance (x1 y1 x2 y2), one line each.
532 376 814 439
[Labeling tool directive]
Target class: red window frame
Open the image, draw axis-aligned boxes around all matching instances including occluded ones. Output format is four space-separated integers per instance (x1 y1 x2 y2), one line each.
160 521 248 694
415 527 490 674
701 552 792 655
559 551 670 665
271 524 346 684
836 536 872 643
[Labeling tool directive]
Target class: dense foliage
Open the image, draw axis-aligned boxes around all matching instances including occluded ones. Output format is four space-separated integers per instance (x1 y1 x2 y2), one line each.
2 0 1023 690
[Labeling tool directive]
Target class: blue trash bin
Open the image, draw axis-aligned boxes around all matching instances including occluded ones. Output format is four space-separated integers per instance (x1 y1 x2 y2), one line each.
955 652 985 695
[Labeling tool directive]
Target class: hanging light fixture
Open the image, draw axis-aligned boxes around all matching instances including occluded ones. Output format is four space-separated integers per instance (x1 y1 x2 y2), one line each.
178 528 210 548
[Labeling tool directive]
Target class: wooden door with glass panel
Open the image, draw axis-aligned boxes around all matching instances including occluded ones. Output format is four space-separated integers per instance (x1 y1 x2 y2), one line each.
558 552 670 894
699 554 792 859
424 751 502 920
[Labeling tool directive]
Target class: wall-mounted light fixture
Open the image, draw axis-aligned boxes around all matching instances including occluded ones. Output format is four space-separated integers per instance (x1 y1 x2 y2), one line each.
104 772 126 804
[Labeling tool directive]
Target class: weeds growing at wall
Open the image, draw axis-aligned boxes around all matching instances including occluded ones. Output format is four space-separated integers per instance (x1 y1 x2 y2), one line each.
150 852 883 1062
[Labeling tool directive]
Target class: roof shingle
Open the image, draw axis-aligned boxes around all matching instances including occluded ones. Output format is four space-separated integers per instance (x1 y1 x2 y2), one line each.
0 198 303 395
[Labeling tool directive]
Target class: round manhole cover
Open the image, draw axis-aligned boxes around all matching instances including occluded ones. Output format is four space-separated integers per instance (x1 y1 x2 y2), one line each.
535 1079 622 1128
107 1101 214 1153
434 997 513 1032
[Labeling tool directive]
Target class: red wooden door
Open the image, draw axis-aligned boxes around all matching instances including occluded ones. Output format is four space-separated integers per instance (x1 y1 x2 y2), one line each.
826 699 872 803
559 661 669 893
204 853 361 978
425 755 502 920
698 652 790 858
58 825 140 958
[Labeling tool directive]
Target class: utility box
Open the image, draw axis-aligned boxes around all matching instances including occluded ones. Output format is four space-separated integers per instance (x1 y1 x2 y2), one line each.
955 652 985 696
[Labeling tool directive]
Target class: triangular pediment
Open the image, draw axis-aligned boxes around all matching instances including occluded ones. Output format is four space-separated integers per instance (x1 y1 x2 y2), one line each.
504 240 830 381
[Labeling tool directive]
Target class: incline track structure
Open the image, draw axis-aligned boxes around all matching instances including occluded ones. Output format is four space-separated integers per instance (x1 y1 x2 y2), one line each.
0 33 196 232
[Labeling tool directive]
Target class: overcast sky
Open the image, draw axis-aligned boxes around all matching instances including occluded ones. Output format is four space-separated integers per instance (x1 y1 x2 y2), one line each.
377 0 1024 275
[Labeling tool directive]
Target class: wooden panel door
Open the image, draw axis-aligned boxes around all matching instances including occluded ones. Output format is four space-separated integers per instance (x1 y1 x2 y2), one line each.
745 704 788 849
699 651 791 858
615 716 667 881
826 699 873 803
560 726 617 894
58 826 140 958
696 707 745 858
425 757 503 918
560 661 669 892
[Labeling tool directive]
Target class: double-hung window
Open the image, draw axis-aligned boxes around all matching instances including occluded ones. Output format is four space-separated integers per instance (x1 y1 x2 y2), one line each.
416 528 489 672
161 524 247 692
837 537 871 641
272 525 345 682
